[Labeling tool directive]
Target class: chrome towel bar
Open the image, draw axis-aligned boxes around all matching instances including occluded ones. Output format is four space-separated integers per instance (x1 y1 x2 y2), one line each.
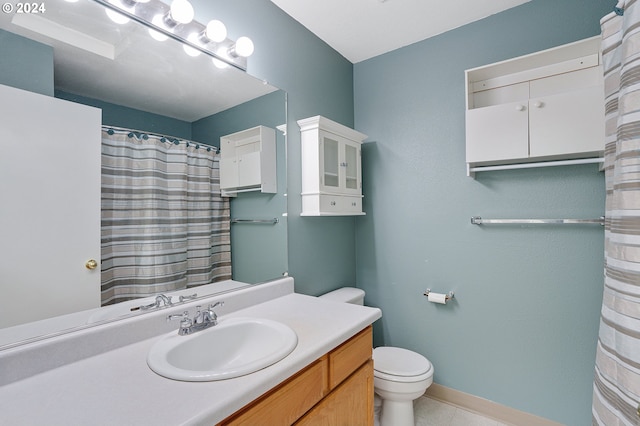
231 218 279 224
471 216 605 226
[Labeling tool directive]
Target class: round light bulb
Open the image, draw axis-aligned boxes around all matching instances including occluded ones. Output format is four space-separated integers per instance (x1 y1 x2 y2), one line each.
149 15 168 41
212 47 230 68
212 57 229 69
106 8 130 24
183 33 201 57
169 0 194 24
234 36 254 58
205 20 227 43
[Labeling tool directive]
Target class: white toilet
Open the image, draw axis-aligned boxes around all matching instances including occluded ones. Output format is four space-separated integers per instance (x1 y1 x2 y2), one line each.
319 287 434 426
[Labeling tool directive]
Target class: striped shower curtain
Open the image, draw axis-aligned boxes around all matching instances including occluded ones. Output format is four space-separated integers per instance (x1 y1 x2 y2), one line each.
100 129 231 305
593 2 640 424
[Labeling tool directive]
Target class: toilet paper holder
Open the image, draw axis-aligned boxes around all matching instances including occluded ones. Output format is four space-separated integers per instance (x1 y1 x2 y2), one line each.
423 289 455 301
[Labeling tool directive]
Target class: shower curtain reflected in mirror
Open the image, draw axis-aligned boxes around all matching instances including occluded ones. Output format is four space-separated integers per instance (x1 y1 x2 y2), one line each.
100 128 231 306
593 3 640 424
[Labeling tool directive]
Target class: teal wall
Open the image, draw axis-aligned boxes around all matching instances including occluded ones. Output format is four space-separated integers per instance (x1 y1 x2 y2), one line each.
56 91 192 139
193 91 288 283
191 0 356 296
353 0 612 424
0 29 53 96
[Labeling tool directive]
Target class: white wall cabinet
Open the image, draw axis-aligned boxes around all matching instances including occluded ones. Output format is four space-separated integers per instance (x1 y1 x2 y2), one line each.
298 116 367 216
220 125 276 195
465 36 604 175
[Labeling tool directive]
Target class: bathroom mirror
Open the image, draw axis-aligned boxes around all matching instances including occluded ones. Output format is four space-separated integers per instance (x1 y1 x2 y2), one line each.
0 0 287 348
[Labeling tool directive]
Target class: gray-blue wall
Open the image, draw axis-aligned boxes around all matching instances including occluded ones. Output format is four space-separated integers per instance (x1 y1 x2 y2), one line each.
354 0 612 424
192 0 357 296
0 29 53 96
56 91 192 139
193 91 288 283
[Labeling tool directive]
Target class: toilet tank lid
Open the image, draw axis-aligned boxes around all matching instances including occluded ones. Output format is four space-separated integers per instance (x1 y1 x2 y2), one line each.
318 287 365 303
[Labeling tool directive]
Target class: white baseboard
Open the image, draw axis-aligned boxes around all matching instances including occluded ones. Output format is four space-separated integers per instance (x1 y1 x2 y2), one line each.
424 383 564 426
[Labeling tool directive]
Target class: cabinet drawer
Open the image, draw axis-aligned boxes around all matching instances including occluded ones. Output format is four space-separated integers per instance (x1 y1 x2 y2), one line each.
319 194 343 213
219 357 329 426
342 196 363 213
329 326 372 389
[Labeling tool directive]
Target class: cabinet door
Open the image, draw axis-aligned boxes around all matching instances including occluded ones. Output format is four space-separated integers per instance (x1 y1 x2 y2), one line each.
220 158 239 189
528 86 604 158
465 101 529 163
237 151 262 188
320 131 341 192
295 360 374 426
342 139 362 195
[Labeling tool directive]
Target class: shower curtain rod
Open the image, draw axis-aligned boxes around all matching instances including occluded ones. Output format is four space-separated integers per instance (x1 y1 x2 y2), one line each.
101 125 219 153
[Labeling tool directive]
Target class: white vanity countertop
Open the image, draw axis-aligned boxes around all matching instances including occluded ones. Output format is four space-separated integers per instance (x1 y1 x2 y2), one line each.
0 293 381 425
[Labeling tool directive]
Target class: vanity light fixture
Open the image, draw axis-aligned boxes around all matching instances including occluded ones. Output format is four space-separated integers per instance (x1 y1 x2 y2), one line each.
90 0 253 70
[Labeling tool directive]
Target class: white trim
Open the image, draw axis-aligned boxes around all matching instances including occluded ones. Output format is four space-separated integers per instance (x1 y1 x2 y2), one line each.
424 383 564 426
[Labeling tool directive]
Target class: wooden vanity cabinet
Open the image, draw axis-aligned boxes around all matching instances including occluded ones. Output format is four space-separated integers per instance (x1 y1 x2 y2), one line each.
219 326 374 426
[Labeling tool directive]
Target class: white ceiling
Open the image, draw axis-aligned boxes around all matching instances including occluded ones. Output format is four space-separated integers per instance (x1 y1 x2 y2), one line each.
270 0 532 63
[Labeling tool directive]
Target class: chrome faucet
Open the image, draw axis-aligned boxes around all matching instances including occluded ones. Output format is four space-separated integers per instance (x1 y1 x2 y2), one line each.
167 301 225 336
140 294 174 311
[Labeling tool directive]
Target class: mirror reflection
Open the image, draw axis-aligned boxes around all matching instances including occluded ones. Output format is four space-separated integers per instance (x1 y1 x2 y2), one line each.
0 0 287 347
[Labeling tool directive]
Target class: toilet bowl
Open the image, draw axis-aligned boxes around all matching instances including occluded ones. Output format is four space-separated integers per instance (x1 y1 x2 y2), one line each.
319 287 434 426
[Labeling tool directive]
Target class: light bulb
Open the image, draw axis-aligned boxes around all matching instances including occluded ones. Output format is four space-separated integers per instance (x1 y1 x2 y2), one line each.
106 8 130 24
212 47 230 68
212 57 228 69
169 0 194 24
204 20 227 43
232 36 254 58
183 33 201 57
149 15 168 41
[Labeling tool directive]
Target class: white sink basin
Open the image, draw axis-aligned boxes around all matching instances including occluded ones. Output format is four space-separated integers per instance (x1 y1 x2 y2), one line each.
147 317 298 381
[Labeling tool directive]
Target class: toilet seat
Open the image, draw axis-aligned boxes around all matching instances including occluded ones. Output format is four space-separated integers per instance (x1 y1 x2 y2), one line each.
373 347 433 383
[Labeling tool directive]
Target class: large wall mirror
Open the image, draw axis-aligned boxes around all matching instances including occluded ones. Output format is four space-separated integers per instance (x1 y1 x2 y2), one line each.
0 0 287 348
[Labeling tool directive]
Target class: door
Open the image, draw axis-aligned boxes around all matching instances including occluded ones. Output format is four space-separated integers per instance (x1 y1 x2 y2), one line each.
0 84 101 328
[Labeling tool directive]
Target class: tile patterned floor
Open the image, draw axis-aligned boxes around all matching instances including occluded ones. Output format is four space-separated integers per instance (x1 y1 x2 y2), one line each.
414 396 510 426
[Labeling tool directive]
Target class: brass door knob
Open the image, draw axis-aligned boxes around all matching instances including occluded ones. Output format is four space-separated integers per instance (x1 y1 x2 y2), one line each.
85 259 98 270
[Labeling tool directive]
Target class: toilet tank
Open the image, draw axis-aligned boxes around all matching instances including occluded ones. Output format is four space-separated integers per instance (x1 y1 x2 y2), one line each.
318 287 365 305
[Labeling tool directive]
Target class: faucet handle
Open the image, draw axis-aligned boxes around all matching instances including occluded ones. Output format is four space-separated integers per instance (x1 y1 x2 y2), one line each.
179 293 198 302
206 301 224 325
208 301 224 310
167 311 193 335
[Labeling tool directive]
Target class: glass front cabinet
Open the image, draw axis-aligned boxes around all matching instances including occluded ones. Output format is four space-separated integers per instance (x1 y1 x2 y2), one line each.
298 116 367 216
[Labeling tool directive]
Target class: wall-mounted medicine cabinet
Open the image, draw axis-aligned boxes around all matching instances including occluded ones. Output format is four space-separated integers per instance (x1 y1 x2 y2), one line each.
465 36 605 177
298 115 367 216
220 125 277 195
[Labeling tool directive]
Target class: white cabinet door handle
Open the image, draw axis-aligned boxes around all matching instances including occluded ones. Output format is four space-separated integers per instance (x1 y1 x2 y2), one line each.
515 105 526 111
533 101 544 108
